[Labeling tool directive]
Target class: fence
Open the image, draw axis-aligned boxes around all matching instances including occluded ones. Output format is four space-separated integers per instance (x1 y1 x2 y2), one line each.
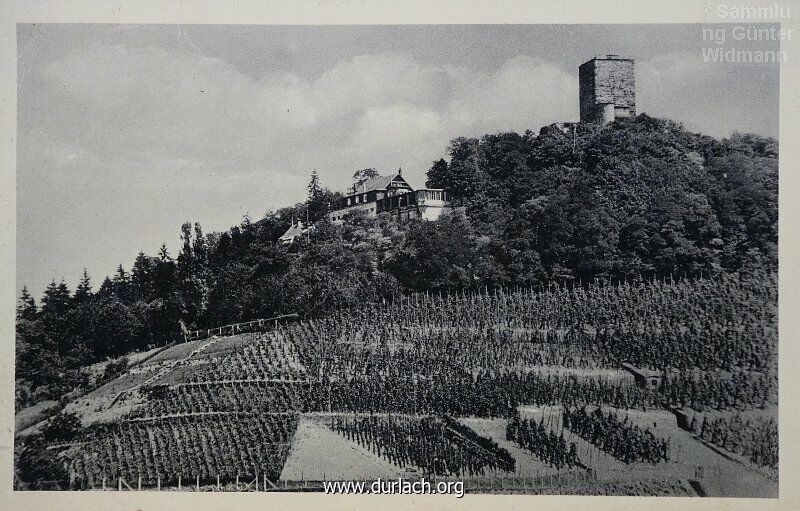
54 470 598 492
595 463 721 483
71 473 280 492
182 314 299 343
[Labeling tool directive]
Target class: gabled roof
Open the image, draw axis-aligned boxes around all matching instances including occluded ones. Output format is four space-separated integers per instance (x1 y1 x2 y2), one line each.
621 362 661 379
351 173 412 195
279 221 306 241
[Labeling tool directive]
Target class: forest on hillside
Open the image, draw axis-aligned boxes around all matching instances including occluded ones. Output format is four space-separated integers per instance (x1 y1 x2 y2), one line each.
15 114 777 409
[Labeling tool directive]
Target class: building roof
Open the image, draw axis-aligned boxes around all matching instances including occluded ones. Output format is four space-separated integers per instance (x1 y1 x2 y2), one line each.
589 54 633 61
621 362 661 379
360 174 395 192
279 221 306 241
351 173 412 195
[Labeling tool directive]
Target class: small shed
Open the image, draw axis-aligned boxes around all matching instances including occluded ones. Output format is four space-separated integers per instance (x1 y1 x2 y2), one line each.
672 408 694 431
621 362 662 390
278 220 307 245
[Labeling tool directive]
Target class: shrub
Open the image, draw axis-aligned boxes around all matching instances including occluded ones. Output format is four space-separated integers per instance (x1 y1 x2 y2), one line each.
41 411 82 443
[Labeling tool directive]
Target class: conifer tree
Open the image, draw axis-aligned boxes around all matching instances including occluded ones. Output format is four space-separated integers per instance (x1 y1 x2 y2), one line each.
98 276 114 297
307 169 321 199
41 280 71 317
16 286 37 321
112 264 133 302
73 268 93 304
158 243 171 262
177 221 194 280
192 223 209 275
39 279 72 353
132 251 156 302
176 221 209 325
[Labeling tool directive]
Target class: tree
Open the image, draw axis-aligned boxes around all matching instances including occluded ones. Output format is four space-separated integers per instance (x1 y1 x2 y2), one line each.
205 262 255 324
425 159 448 189
387 211 496 291
112 264 134 303
97 276 114 297
426 137 486 205
176 221 210 325
177 221 194 280
193 223 209 272
39 280 72 351
304 171 343 223
158 243 171 262
73 269 93 304
41 411 82 442
16 436 67 488
307 169 321 199
16 287 37 321
40 280 71 318
15 317 60 390
87 296 147 358
131 251 157 302
352 167 380 191
101 356 129 382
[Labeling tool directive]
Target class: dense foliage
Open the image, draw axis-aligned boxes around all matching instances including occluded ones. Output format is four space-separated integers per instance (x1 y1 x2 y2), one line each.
15 437 68 490
41 411 82 443
16 115 777 409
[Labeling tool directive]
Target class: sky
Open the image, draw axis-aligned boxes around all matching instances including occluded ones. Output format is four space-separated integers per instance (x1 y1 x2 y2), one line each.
17 24 779 297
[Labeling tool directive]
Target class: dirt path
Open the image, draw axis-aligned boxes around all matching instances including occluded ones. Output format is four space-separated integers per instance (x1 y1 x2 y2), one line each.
515 405 777 498
602 407 777 498
280 415 420 481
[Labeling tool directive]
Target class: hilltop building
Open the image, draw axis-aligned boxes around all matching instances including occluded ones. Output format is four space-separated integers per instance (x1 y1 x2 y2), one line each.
579 55 635 125
281 55 635 242
278 170 454 243
278 219 308 245
620 362 662 390
543 55 636 137
326 169 452 223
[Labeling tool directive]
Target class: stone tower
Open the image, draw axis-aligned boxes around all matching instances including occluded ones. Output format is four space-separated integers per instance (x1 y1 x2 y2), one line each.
579 55 635 125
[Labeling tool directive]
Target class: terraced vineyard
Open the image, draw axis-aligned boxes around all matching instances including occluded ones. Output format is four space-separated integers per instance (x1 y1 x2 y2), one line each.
68 414 298 488
328 414 516 476
26 273 777 496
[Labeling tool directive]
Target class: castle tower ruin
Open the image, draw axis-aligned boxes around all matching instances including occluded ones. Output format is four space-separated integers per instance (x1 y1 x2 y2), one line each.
579 55 635 125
